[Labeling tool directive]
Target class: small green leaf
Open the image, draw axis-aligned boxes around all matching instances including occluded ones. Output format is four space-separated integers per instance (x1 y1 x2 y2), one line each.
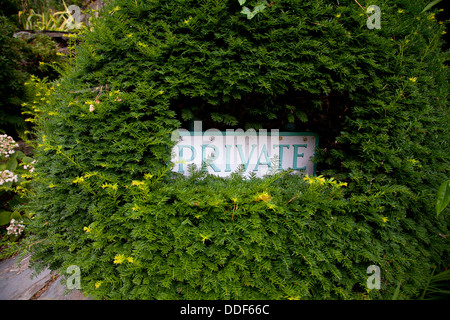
181 109 194 121
295 111 308 123
0 211 12 226
436 180 450 217
241 1 268 20
6 158 18 171
238 0 246 5
11 211 22 221
22 156 34 164
241 6 253 18
287 113 295 123
15 150 25 160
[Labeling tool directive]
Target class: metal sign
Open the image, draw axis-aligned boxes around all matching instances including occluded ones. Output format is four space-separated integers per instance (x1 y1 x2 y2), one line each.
171 124 317 177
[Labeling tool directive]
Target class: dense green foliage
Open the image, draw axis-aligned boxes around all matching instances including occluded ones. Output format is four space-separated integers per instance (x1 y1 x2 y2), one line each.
0 15 63 139
0 16 29 138
24 0 448 300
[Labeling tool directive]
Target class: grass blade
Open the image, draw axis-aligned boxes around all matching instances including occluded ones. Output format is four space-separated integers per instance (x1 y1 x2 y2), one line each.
421 0 443 13
392 282 401 300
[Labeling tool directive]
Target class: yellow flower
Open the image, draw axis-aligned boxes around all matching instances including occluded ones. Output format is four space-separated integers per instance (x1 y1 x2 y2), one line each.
113 254 126 264
95 281 102 288
114 254 134 264
72 176 84 184
303 175 314 184
144 173 154 180
200 234 210 243
409 77 417 82
84 172 98 178
336 13 341 18
428 13 435 20
305 175 326 185
102 182 119 191
316 176 326 185
83 226 91 233
442 30 447 35
255 192 272 202
381 217 389 223
398 9 404 13
108 6 121 14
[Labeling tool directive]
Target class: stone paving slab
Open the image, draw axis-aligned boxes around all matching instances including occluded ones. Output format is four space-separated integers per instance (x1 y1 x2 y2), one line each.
0 254 90 300
37 275 90 300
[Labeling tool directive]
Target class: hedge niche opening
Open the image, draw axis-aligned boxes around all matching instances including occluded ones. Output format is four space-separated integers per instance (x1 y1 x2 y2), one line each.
25 0 448 300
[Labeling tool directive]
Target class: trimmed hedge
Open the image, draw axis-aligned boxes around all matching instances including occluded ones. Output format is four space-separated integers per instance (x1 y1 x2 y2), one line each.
24 0 448 300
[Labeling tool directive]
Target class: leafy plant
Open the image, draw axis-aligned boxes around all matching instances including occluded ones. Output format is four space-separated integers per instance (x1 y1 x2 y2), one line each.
0 15 65 139
23 0 449 300
18 0 84 31
0 134 36 259
420 267 450 300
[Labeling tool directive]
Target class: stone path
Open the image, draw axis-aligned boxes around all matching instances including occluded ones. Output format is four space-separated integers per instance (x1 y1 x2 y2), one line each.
0 254 90 300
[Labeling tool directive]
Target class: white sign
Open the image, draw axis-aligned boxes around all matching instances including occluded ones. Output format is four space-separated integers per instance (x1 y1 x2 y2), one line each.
171 122 317 178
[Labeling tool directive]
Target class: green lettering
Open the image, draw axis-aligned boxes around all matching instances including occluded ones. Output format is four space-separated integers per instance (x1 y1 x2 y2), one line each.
293 144 307 170
178 145 196 173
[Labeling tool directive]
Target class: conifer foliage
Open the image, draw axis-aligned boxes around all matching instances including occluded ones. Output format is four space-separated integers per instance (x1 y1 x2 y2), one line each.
24 0 448 299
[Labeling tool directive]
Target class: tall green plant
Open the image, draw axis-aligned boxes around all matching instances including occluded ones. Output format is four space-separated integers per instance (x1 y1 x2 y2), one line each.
18 0 84 31
420 268 450 300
